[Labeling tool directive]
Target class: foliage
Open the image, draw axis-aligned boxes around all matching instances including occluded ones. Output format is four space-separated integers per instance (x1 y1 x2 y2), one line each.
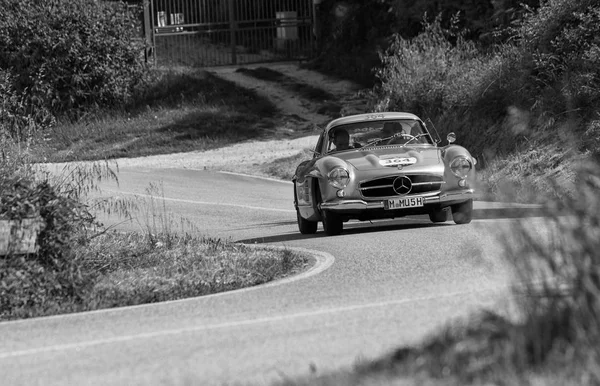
0 136 123 319
310 0 540 87
0 70 55 141
516 0 600 117
1 226 309 320
1 128 305 320
0 0 147 139
80 233 307 310
0 174 95 318
34 69 279 163
0 256 75 320
371 14 482 118
367 0 600 171
499 160 600 380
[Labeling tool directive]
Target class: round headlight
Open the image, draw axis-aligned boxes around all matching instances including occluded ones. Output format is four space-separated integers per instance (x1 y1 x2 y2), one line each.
327 167 350 189
450 157 472 178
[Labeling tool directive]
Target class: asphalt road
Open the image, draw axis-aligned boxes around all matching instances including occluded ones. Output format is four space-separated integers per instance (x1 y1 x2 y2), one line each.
0 168 542 385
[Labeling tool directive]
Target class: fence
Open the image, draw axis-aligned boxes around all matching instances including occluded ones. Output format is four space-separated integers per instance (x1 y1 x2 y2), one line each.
145 0 316 67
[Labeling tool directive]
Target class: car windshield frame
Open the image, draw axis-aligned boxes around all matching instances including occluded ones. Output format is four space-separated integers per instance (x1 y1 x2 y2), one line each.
323 119 434 154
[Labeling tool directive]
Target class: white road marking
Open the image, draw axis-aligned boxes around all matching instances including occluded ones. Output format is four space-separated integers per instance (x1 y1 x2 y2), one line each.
101 188 296 213
0 247 334 324
0 283 508 360
217 171 293 184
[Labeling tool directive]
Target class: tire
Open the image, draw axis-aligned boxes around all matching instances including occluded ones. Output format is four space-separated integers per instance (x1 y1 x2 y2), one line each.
322 210 343 236
429 208 448 223
451 199 473 224
297 209 318 234
294 185 318 234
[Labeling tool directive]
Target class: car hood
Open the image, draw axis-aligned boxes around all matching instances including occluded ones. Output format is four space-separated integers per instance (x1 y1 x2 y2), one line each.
336 146 442 171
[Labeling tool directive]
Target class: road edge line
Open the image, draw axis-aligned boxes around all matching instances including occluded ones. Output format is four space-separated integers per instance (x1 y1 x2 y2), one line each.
0 246 334 326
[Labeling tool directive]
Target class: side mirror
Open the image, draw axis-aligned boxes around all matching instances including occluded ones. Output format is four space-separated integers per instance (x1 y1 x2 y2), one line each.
447 132 456 144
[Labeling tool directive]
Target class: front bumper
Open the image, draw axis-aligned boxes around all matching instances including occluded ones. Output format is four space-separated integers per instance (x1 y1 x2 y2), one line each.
319 189 476 211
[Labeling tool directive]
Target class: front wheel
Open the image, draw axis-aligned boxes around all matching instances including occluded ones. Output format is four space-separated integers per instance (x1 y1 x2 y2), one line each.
297 209 318 234
322 210 343 236
451 199 473 224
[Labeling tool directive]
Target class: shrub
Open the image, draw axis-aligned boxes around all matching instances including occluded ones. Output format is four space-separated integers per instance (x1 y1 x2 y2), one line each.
369 0 599 168
0 139 121 319
370 14 485 120
0 70 55 141
0 173 97 318
0 0 147 138
496 160 600 381
517 0 600 118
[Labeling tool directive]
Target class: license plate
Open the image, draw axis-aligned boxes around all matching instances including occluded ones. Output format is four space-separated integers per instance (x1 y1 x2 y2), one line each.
386 196 424 210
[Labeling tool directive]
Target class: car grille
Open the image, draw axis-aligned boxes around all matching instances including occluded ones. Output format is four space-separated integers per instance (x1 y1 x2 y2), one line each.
359 174 444 198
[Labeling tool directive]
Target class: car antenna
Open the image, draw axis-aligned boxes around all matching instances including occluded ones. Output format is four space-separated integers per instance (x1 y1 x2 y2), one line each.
425 118 442 144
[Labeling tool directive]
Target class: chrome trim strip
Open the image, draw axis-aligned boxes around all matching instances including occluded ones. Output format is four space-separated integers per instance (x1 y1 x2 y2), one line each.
319 189 475 211
360 184 393 191
412 181 446 186
360 181 445 191
359 173 443 186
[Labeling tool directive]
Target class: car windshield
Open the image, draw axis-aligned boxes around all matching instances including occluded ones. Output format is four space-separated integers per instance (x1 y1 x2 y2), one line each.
325 119 433 153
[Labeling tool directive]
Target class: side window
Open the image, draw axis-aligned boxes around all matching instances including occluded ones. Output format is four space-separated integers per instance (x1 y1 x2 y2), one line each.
314 133 325 158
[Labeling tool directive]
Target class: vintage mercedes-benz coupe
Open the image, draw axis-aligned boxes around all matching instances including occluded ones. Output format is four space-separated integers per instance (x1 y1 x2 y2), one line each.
292 112 477 236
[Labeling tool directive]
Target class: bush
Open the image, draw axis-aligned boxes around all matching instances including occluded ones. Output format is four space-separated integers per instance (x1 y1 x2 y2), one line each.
0 70 55 141
368 0 599 169
371 14 482 118
0 0 147 138
517 0 600 117
497 160 600 381
0 174 96 319
0 140 121 319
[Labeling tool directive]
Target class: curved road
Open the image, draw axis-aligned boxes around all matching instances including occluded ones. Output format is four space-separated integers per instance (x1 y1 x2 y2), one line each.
0 168 533 385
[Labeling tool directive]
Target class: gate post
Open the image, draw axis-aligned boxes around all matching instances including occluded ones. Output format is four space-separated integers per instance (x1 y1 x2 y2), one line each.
313 0 323 53
142 0 154 63
228 0 237 65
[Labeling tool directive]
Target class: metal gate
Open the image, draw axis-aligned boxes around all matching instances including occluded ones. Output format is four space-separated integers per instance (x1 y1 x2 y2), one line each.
144 0 315 67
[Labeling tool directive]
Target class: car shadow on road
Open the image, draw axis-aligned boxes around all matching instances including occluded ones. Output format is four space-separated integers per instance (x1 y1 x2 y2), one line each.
235 206 549 244
236 218 449 244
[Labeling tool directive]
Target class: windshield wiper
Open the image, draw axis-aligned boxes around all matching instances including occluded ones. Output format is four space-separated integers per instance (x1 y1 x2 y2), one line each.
361 133 412 149
399 133 432 148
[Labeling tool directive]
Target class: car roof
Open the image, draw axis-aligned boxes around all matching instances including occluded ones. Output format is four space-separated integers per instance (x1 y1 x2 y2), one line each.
324 112 422 132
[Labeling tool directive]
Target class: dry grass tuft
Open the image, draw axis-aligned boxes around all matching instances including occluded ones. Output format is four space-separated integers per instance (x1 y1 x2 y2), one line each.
78 232 310 310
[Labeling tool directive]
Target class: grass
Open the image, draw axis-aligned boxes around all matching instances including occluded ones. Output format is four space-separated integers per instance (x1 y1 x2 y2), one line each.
2 230 310 321
256 148 314 180
81 233 308 311
32 69 281 163
0 159 312 321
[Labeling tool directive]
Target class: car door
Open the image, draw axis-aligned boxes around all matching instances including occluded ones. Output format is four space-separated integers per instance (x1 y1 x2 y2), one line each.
294 132 325 220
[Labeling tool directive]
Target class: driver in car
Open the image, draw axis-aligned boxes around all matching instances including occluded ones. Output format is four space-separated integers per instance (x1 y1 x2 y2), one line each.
332 129 353 151
381 121 406 144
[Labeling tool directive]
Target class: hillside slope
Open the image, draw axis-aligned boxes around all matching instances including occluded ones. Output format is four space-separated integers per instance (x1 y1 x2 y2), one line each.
112 63 369 176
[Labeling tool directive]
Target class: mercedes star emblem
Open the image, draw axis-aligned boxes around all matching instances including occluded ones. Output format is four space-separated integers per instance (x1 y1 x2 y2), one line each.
393 176 412 195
